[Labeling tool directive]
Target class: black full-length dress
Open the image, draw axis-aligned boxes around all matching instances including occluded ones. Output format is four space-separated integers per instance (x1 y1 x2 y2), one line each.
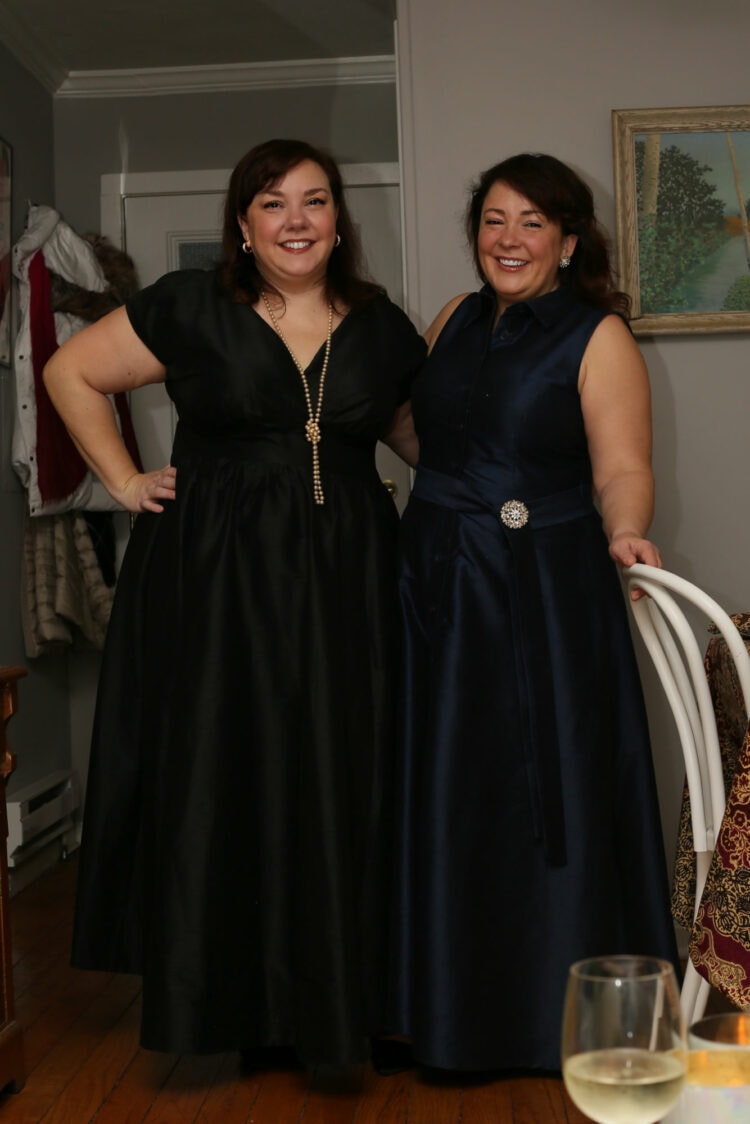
390 285 679 1072
71 269 426 1064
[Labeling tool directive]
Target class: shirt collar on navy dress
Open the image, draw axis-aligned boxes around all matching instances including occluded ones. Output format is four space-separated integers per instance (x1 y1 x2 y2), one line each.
478 281 578 333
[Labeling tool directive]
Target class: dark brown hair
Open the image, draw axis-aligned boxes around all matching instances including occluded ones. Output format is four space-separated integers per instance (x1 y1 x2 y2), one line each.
219 138 379 309
465 153 630 316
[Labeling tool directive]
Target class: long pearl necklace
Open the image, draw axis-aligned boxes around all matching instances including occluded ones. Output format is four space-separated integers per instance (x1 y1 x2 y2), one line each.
261 291 333 506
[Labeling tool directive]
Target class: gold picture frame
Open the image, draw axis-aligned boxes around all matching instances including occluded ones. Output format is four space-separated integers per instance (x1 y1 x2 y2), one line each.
612 105 750 335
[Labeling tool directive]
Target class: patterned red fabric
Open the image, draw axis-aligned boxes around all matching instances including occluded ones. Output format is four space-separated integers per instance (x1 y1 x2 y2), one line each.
684 624 750 1008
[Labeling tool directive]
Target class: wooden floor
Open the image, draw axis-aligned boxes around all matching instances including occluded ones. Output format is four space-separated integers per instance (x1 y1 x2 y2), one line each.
1 856 589 1123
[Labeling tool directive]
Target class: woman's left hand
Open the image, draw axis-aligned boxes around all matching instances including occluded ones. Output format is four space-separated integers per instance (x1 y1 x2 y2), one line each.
609 533 662 599
118 464 177 513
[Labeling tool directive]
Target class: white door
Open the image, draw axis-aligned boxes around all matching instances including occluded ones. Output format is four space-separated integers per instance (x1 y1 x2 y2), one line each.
101 165 413 512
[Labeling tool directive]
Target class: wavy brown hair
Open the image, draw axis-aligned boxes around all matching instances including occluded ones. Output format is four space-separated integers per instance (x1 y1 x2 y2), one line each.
219 138 379 310
465 153 630 316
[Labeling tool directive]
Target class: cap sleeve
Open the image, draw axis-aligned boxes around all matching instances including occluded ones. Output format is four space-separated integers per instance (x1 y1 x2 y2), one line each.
126 269 212 366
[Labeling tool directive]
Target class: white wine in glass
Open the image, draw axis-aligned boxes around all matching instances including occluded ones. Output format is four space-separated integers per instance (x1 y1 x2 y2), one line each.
561 955 686 1124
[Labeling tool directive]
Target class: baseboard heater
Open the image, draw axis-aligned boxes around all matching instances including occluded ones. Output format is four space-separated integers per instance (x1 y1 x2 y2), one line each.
7 770 80 869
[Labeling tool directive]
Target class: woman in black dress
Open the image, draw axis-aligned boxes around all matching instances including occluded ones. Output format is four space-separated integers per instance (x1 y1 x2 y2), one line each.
390 154 678 1072
44 139 425 1067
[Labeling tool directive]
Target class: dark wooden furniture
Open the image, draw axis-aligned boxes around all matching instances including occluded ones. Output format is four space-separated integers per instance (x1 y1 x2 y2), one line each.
0 666 26 1093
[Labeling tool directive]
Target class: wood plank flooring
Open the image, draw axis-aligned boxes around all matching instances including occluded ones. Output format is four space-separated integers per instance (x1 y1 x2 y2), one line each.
1 857 589 1122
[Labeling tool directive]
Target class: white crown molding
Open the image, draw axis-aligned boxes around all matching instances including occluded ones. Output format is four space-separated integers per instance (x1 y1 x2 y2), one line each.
0 6 67 93
56 54 396 99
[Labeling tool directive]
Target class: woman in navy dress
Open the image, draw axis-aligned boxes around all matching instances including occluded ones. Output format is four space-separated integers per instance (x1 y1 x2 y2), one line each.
391 154 678 1071
44 139 425 1068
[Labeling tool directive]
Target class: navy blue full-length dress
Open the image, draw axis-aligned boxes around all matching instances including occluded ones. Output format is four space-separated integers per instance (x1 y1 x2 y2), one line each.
390 285 678 1072
70 269 426 1065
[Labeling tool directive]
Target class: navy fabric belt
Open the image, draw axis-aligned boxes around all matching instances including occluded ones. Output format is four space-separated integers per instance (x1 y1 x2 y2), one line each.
411 468 598 867
412 469 594 527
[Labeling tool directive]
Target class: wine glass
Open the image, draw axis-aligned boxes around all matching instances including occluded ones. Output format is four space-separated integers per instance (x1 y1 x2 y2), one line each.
561 955 687 1124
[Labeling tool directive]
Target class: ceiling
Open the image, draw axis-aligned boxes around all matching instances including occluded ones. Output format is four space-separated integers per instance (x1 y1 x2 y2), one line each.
0 0 396 92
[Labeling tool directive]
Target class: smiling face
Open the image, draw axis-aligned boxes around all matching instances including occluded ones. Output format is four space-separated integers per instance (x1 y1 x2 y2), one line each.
476 180 578 314
237 159 338 292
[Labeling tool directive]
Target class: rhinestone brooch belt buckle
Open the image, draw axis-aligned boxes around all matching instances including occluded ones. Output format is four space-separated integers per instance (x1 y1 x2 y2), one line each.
500 499 529 529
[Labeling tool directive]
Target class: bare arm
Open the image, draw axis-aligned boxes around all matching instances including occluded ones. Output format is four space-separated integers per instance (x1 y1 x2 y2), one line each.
579 315 661 597
424 293 470 354
43 306 176 512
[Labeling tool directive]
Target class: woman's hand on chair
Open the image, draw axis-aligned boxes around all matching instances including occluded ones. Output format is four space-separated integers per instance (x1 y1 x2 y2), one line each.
609 533 662 599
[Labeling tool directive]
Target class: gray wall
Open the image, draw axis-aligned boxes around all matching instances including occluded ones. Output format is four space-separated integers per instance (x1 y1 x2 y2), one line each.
0 40 71 794
396 0 750 883
54 83 399 233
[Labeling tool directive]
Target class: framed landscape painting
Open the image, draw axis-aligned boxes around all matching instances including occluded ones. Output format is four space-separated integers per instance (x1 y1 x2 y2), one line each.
612 105 750 334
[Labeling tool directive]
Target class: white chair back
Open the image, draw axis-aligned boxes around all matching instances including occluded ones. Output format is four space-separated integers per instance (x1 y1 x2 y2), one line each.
626 563 750 1026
